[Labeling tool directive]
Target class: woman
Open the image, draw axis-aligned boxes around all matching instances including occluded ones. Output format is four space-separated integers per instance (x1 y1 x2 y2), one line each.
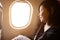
34 0 60 40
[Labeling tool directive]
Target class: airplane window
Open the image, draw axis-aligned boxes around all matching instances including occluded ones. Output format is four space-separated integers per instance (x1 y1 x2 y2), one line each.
9 1 33 29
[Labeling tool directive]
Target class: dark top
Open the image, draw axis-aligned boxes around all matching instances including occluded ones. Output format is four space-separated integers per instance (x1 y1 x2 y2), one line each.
34 25 60 40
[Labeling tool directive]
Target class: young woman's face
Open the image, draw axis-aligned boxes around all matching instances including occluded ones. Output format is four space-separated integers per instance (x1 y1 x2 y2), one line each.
39 5 49 23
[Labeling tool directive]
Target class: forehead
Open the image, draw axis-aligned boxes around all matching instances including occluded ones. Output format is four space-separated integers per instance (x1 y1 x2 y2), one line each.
40 5 45 11
40 6 43 11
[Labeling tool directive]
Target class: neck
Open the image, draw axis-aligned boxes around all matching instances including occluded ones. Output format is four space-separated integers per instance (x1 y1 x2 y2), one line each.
44 23 51 32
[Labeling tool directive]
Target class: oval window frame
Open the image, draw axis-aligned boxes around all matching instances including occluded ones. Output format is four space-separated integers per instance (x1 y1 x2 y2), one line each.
9 0 33 29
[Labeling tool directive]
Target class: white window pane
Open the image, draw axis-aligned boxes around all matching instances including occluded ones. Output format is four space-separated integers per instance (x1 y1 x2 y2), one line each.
9 1 33 29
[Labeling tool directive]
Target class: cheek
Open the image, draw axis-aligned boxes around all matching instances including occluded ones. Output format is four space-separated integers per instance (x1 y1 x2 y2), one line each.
42 12 49 22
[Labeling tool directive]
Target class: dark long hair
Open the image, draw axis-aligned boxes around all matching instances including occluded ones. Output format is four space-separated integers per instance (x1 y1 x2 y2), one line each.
39 0 60 26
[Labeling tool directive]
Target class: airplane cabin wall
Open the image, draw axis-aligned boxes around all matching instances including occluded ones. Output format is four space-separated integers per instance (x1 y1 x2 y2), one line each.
0 0 42 40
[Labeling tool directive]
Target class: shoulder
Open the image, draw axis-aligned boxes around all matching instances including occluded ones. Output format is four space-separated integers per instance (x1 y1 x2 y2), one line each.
37 25 60 40
45 25 60 40
46 25 60 35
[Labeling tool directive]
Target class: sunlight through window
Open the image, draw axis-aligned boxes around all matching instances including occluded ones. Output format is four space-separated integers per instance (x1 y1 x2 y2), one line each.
9 1 33 29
